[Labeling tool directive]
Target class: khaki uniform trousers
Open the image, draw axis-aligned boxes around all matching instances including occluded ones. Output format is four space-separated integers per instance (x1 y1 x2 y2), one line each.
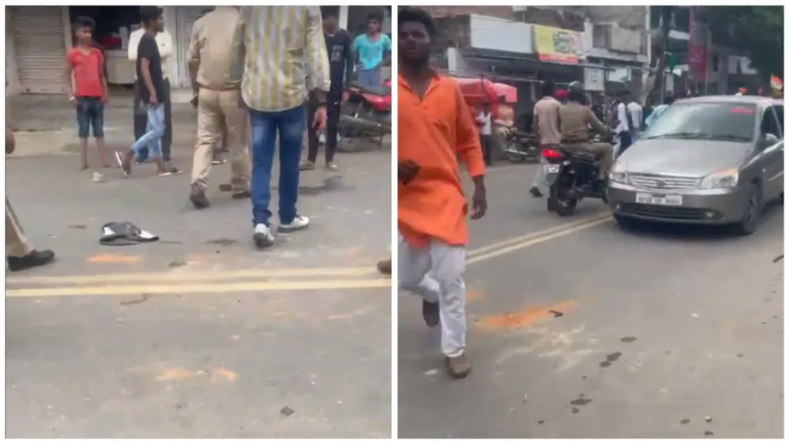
191 88 250 193
6 199 33 258
561 142 614 180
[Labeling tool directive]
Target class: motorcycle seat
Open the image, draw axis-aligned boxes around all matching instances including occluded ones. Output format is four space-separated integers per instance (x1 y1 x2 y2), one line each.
350 82 391 96
559 147 600 162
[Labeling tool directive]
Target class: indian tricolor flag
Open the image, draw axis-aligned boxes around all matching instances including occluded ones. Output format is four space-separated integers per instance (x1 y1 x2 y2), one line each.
770 75 783 91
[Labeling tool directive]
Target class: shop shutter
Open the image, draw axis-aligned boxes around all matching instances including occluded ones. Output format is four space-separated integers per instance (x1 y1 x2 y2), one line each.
174 6 206 88
10 6 69 94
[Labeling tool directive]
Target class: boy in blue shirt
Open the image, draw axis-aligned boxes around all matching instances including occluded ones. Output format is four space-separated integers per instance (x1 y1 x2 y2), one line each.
353 10 391 87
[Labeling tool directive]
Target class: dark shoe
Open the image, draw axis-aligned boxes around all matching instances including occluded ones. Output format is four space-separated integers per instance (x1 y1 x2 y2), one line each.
376 258 391 275
8 249 55 272
189 184 210 209
529 186 543 198
231 190 251 199
446 353 471 379
422 300 440 327
219 183 233 192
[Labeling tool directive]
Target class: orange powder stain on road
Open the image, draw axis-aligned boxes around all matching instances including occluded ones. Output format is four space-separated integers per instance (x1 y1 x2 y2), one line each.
476 300 578 331
466 288 485 302
86 254 143 264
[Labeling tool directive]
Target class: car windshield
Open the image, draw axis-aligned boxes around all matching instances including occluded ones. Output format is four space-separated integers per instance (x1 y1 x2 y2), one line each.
641 102 756 142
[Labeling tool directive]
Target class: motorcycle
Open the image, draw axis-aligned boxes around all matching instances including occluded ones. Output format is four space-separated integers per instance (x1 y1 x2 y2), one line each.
502 128 539 163
337 81 391 152
542 135 615 216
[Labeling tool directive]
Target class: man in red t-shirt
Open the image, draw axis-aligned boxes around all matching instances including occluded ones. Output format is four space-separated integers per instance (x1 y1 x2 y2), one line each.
65 16 110 170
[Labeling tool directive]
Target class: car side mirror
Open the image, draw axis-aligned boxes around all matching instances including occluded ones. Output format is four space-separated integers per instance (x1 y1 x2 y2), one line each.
764 133 780 145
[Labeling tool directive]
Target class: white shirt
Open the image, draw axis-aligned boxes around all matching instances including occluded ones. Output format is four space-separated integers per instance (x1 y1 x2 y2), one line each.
615 102 630 134
477 111 492 135
128 28 174 80
627 101 643 131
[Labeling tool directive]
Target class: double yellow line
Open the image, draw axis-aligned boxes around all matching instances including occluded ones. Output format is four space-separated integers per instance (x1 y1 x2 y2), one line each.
467 213 612 265
6 267 390 298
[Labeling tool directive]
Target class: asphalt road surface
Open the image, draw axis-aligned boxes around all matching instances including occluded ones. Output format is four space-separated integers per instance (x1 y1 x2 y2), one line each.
6 150 391 438
398 163 783 439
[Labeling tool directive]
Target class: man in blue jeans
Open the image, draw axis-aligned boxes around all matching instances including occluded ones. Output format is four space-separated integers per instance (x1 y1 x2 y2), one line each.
231 6 331 248
353 10 391 87
116 6 176 176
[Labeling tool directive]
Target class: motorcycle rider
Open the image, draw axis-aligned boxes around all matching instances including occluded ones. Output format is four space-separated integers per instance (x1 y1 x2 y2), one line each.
529 80 562 198
558 81 613 183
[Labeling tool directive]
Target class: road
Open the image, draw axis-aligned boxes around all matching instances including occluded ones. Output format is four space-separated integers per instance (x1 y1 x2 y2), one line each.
6 149 392 438
398 163 784 439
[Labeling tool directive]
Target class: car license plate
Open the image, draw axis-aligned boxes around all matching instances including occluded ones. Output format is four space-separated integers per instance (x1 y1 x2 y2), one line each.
544 164 560 173
635 193 683 206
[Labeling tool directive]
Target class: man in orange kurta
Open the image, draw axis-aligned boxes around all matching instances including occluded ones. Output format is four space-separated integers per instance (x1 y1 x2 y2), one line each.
397 8 487 379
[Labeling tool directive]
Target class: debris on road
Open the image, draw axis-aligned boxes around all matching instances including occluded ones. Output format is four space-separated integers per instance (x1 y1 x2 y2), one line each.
548 310 563 318
620 336 637 343
280 406 295 417
773 254 783 263
167 260 187 268
120 294 150 306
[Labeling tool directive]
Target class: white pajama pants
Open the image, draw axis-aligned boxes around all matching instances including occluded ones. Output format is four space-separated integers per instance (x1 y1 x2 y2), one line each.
398 233 467 357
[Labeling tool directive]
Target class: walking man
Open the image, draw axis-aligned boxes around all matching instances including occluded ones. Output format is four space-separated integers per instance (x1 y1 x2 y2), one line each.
529 80 562 198
231 6 330 249
398 8 487 379
353 10 391 87
614 90 634 156
6 125 55 272
116 6 175 176
128 9 178 170
476 102 493 166
301 7 355 171
186 6 250 208
65 16 111 170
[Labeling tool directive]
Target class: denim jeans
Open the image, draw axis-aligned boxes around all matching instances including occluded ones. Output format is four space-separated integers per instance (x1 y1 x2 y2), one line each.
130 104 164 159
357 68 381 87
249 103 306 227
75 97 105 138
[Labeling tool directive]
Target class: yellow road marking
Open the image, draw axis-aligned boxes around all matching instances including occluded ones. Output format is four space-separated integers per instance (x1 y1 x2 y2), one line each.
6 278 391 298
468 216 612 265
467 212 611 260
6 266 377 285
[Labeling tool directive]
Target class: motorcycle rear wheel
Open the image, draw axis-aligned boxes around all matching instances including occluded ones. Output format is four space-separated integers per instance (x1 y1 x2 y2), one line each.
548 183 578 216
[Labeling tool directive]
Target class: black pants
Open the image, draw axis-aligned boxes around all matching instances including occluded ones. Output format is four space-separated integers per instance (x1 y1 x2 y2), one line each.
306 94 341 164
479 134 493 165
133 78 173 161
617 131 633 157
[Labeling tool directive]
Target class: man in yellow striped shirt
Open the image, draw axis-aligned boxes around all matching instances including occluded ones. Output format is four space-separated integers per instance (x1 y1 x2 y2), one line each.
231 6 331 248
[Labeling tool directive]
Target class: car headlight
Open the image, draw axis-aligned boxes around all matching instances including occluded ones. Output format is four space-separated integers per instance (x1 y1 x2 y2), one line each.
609 161 627 183
699 168 739 190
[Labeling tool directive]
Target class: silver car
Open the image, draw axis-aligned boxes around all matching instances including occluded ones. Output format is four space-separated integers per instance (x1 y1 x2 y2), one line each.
608 96 784 234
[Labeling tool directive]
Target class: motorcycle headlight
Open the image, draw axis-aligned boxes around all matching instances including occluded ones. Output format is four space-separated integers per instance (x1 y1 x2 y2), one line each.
609 161 628 183
699 168 739 190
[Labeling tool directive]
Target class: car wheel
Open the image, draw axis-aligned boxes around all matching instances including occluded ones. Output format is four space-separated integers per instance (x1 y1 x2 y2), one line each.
734 183 762 236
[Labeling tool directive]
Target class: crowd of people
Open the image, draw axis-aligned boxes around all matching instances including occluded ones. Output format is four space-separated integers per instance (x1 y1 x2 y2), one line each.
6 6 393 272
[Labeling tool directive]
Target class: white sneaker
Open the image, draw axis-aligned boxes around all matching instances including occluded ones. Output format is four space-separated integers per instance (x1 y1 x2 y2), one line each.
279 215 310 233
253 223 275 248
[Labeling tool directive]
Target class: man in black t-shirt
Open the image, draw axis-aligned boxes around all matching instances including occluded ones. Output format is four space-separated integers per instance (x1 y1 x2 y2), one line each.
116 6 179 177
301 8 355 171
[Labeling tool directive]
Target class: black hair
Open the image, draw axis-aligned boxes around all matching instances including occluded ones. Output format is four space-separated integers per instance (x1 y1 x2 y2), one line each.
568 89 586 104
367 10 384 23
320 6 337 19
140 6 163 26
617 90 630 99
72 16 95 32
398 7 436 38
541 80 556 97
664 93 675 105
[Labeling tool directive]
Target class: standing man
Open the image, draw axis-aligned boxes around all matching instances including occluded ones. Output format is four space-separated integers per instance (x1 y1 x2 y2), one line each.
475 102 493 166
231 6 330 249
645 93 674 128
301 7 355 171
398 8 487 379
128 8 178 171
116 6 172 176
186 6 250 209
353 10 392 87
627 93 644 139
529 80 562 198
613 90 634 156
6 125 56 272
65 16 111 170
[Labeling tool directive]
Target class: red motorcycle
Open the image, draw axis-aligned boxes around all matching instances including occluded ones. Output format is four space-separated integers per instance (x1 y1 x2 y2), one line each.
339 79 392 139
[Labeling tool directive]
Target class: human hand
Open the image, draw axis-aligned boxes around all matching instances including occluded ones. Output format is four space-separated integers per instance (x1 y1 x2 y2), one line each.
312 105 327 131
149 93 158 105
398 160 421 185
69 96 77 106
470 184 487 219
102 94 109 105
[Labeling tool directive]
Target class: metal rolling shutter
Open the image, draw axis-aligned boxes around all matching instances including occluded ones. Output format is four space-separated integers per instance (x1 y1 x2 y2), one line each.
10 6 69 94
175 6 205 88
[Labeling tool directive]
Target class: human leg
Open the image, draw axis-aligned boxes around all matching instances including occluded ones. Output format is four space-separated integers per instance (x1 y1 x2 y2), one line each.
275 104 307 230
75 98 91 169
218 89 251 196
248 109 278 247
190 88 221 208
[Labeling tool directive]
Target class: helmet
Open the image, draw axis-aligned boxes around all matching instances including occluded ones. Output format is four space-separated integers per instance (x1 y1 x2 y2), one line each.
568 81 586 95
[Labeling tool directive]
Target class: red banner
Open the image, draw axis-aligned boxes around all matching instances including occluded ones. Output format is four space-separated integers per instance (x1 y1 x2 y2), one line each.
688 7 709 81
